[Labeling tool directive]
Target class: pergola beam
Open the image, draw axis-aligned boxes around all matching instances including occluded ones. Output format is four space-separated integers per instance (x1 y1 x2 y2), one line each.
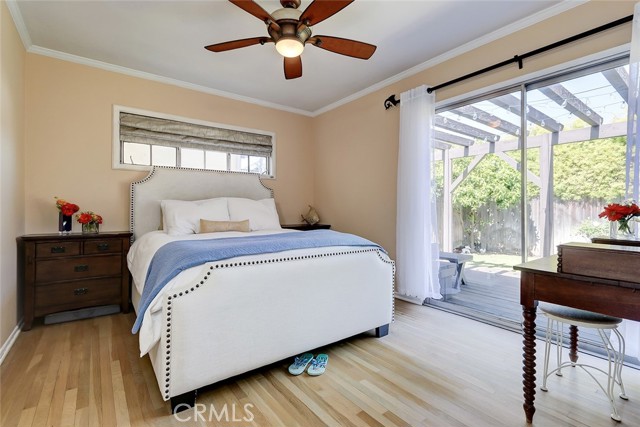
602 67 629 101
538 83 603 127
436 121 626 161
435 130 474 147
494 152 541 187
451 105 521 137
490 93 564 133
435 116 500 142
451 154 486 191
434 140 451 150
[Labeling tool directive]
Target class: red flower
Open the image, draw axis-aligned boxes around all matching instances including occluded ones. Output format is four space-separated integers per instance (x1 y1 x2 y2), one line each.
60 203 79 216
599 202 640 221
599 201 640 234
75 211 103 225
77 213 93 224
55 197 79 216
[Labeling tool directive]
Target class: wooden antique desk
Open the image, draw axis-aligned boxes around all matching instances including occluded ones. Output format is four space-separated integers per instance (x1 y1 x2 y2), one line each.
514 254 640 423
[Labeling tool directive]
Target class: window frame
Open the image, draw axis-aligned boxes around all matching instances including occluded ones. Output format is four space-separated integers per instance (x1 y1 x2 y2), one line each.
433 48 630 260
112 105 276 178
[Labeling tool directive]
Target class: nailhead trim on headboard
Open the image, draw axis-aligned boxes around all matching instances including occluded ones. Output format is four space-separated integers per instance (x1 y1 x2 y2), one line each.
161 248 394 399
130 166 274 242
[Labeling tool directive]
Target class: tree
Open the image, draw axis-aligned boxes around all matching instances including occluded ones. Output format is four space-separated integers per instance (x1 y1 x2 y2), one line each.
435 134 627 251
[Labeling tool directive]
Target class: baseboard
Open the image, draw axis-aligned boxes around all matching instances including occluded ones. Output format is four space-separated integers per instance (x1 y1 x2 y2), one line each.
0 321 22 366
394 294 424 305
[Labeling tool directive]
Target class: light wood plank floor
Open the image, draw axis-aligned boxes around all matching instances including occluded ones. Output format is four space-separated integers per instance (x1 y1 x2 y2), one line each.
2 300 640 426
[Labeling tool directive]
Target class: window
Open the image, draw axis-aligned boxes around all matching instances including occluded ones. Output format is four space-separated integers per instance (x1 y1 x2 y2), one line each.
428 54 630 336
113 106 275 177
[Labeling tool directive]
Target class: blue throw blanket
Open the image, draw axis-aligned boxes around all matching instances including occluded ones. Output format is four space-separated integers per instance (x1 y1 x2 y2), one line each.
132 230 384 333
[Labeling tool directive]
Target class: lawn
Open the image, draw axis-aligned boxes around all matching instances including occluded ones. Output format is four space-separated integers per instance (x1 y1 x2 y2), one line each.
466 253 523 269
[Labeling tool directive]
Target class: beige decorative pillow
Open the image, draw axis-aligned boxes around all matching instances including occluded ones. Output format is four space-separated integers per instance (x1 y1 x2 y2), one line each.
199 219 250 233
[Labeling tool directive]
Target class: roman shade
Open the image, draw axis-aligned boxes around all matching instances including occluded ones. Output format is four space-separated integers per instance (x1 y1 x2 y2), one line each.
119 112 273 157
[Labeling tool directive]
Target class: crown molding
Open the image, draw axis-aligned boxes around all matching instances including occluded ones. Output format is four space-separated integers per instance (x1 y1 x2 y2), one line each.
7 0 586 118
27 46 314 117
5 0 32 49
6 1 310 116
311 0 587 116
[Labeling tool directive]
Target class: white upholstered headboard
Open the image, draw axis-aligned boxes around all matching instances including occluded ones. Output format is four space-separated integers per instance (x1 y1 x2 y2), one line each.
130 166 273 241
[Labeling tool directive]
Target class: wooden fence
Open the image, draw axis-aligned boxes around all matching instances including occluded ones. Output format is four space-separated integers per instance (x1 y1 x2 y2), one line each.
445 198 609 256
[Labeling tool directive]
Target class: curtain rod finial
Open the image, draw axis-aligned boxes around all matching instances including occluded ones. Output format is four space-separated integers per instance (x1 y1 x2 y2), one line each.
384 94 400 110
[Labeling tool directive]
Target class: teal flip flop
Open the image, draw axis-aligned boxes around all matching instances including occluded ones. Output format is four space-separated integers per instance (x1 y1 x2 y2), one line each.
288 353 314 376
307 353 328 376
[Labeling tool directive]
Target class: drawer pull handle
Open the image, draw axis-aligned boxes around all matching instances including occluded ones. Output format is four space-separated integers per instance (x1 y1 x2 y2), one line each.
51 246 66 254
74 265 89 272
97 243 110 251
73 288 89 296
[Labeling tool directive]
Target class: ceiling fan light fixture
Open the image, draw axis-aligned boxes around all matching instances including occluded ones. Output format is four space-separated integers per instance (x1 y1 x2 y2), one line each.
275 37 304 58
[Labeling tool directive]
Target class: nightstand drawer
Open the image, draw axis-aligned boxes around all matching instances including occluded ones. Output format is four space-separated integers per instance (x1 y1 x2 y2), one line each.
36 241 81 258
34 278 121 314
35 255 122 283
84 239 123 255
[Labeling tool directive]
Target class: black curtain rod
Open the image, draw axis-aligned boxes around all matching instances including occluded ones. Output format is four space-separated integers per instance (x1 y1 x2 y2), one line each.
384 14 633 110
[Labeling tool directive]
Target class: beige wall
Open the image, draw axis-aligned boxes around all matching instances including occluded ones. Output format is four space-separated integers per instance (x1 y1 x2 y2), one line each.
313 0 635 258
1 1 26 349
24 55 315 234
0 0 635 351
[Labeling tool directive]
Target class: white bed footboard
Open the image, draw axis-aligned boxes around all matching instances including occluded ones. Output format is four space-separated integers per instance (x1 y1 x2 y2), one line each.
147 248 394 401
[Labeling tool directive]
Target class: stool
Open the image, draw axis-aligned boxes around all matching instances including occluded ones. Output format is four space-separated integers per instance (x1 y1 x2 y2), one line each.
539 303 628 422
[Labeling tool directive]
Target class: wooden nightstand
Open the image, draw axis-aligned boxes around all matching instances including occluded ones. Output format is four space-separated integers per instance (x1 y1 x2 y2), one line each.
281 223 331 231
17 232 132 331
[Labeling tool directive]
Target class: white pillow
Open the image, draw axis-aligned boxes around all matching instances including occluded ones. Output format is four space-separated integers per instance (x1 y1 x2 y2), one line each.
227 198 281 231
161 198 230 235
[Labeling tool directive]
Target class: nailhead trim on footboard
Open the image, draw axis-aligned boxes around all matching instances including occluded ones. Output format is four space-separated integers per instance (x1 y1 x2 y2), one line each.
162 248 394 400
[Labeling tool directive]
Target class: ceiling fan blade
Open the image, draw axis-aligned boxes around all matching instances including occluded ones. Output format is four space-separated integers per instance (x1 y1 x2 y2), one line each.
310 36 376 59
299 0 353 26
205 37 268 52
284 56 302 80
229 0 275 24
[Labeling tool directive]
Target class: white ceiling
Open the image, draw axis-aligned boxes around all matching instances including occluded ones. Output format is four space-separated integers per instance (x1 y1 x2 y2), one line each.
9 0 573 116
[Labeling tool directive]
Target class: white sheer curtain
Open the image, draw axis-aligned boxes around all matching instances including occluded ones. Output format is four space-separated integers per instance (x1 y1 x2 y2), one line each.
395 85 441 304
616 2 640 359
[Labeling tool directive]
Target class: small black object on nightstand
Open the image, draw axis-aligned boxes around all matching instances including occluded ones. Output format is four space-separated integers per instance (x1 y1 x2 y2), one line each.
281 223 331 231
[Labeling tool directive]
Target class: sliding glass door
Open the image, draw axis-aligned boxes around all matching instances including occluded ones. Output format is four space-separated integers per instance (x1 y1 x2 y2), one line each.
432 89 524 326
428 57 629 330
526 63 628 260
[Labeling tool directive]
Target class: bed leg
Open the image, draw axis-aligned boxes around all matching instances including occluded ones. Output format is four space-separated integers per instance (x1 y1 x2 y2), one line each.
375 324 389 338
171 390 197 414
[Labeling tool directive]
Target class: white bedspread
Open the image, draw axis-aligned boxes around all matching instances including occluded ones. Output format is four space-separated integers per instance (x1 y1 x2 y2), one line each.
128 230 387 356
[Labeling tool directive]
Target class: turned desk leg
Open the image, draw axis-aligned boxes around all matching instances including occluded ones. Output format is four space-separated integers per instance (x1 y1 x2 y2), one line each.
522 305 537 423
569 325 579 363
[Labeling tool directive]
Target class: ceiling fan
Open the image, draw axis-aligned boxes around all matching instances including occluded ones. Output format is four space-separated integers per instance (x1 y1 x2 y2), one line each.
205 0 376 80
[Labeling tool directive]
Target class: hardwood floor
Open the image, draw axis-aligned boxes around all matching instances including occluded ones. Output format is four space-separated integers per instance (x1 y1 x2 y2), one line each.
2 300 640 426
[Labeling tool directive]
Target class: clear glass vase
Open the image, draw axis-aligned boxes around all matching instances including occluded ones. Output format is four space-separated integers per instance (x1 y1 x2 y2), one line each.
609 221 617 239
616 220 636 240
82 222 99 234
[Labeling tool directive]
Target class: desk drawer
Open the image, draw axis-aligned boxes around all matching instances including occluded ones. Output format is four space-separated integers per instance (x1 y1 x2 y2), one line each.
36 241 81 258
34 278 121 314
84 239 122 255
35 255 121 283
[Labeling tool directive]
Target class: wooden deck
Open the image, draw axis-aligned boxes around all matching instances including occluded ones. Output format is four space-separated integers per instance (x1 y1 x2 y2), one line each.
439 266 522 323
429 262 522 326
427 262 622 356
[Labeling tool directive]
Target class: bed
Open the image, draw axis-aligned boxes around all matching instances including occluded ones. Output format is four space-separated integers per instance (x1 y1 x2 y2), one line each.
128 166 395 412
